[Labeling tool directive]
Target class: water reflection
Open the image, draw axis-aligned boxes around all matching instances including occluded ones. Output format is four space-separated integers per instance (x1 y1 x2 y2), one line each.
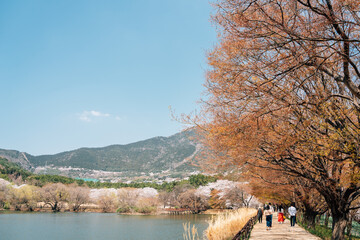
0 212 210 240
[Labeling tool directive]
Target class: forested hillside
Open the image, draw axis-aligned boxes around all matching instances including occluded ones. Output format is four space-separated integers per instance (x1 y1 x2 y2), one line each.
0 157 32 181
0 130 203 179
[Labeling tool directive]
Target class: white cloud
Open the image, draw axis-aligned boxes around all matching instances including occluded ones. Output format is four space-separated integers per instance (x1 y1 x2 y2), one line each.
89 110 110 117
79 115 91 122
78 110 111 122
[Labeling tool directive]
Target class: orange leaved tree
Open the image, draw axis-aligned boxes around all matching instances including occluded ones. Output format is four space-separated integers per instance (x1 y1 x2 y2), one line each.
199 1 360 239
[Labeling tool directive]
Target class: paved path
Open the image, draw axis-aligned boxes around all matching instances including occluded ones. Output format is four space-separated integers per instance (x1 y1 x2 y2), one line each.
249 217 321 240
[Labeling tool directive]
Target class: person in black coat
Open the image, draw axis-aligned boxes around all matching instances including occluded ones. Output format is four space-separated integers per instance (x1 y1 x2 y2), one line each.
257 206 263 223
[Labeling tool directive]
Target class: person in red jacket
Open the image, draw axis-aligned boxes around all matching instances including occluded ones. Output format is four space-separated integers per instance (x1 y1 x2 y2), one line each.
277 205 284 224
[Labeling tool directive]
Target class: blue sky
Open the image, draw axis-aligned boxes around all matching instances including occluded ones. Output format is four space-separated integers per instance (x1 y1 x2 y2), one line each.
0 0 217 155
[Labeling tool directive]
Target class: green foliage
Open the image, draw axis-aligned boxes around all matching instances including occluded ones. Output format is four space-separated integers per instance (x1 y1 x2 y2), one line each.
301 224 332 240
299 220 360 240
84 179 191 192
159 180 186 192
0 174 9 181
161 181 179 192
0 158 90 187
0 158 32 180
189 174 217 188
116 206 132 213
3 202 10 210
85 181 160 189
133 206 156 214
116 206 156 214
28 174 84 187
75 179 85 186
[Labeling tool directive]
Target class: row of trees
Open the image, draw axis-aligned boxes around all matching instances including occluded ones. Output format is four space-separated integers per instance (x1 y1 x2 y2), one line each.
28 174 215 190
0 183 90 212
100 183 254 213
158 184 253 212
196 1 360 239
0 157 218 192
0 181 254 214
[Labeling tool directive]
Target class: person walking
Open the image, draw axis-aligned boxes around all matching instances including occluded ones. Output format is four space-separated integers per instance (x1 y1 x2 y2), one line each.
257 206 263 223
288 202 297 227
278 205 284 224
264 205 273 230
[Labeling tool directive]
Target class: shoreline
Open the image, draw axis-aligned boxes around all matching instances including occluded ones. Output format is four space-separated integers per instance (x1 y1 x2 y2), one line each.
0 207 228 215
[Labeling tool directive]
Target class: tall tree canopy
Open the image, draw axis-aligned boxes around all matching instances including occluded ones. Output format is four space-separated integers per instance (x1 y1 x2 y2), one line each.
201 1 360 239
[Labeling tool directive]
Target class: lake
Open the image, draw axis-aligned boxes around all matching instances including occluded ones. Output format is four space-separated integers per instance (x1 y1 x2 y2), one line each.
0 212 210 240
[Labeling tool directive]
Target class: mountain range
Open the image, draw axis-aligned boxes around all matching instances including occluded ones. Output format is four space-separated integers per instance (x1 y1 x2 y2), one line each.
0 129 204 181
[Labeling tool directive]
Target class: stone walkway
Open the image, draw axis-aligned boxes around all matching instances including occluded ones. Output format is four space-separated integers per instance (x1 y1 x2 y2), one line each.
249 217 321 240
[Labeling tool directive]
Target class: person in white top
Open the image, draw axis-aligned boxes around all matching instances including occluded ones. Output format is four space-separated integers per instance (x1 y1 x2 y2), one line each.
288 202 297 227
264 205 273 230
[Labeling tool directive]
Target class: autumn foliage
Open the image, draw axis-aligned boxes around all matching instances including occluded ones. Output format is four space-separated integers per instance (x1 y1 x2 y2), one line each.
198 1 360 239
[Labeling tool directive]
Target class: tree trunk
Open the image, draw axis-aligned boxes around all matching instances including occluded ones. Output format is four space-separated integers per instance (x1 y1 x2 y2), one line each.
346 214 353 240
52 202 60 212
319 185 353 240
72 204 80 212
303 209 317 229
332 213 348 240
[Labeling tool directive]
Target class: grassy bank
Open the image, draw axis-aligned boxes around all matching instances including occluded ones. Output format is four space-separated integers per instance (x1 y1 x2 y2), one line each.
205 208 257 240
298 219 360 240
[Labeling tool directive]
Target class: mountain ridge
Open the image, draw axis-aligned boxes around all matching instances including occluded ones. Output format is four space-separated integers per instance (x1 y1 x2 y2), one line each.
0 129 203 180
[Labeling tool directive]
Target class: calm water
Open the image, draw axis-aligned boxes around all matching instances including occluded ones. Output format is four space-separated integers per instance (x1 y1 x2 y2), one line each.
0 212 210 240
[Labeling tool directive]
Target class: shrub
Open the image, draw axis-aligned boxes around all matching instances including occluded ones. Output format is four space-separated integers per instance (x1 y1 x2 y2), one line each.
134 206 156 214
3 202 10 210
116 206 132 213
